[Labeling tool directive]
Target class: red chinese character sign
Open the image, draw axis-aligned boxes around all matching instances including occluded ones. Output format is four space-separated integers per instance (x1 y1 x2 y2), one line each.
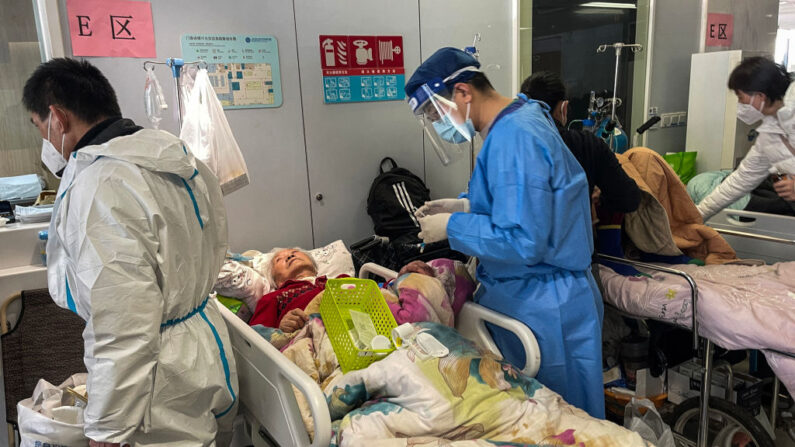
705 13 733 47
67 0 156 58
319 35 405 103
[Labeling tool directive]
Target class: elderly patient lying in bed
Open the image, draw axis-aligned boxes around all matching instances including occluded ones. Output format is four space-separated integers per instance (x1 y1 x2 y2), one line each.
250 252 651 446
248 248 453 333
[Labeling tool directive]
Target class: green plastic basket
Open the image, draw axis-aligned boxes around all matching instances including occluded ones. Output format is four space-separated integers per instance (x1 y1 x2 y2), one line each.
320 278 398 373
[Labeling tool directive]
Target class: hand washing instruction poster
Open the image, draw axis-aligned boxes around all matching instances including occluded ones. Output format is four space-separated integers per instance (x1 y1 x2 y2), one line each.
181 34 282 109
319 35 405 104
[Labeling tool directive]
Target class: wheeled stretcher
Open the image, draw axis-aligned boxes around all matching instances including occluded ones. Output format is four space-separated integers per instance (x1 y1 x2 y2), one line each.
597 207 795 447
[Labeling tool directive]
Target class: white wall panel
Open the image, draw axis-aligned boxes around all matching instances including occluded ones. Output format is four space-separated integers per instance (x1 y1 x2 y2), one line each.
294 0 425 247
50 1 518 250
58 0 314 252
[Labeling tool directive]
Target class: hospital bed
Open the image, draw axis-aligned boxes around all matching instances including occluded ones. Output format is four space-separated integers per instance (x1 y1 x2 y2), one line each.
217 262 541 447
596 207 795 447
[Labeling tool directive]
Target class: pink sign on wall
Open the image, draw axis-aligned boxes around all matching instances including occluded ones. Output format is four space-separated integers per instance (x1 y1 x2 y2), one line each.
66 0 156 58
705 13 733 47
319 35 404 71
318 35 405 103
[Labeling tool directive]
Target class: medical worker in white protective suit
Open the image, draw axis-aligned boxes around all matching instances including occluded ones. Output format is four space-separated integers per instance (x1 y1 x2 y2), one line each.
23 58 237 446
405 48 604 418
697 56 795 220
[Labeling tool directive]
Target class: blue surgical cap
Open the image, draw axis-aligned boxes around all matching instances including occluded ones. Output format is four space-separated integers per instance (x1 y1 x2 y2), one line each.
405 47 481 98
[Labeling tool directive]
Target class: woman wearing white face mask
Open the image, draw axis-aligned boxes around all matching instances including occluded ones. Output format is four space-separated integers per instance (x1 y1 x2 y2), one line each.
696 57 795 221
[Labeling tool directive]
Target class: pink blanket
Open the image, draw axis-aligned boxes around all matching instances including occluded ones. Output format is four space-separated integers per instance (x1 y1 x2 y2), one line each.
599 262 795 396
383 258 474 327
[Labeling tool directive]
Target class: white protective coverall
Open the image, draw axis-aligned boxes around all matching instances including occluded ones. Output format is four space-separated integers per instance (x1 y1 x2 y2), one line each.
46 128 237 445
698 115 795 220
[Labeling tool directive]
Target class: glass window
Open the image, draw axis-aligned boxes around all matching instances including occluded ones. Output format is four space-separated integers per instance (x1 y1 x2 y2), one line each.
0 0 56 189
530 0 639 133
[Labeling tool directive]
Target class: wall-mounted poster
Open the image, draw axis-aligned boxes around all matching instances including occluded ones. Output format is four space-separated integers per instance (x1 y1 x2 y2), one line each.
182 34 283 109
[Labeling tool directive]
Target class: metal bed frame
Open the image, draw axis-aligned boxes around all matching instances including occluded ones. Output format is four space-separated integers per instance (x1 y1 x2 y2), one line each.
597 253 795 447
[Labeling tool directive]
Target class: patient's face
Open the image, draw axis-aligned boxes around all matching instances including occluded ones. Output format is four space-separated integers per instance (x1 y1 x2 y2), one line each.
271 249 317 287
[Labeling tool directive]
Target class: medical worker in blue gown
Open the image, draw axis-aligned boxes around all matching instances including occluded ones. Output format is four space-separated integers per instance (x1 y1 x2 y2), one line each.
405 47 605 418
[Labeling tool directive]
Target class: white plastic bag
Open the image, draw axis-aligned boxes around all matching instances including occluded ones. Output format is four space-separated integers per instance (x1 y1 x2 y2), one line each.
180 68 249 195
0 174 43 202
624 398 675 447
17 374 89 447
14 204 54 223
144 65 168 130
214 260 266 314
179 65 199 118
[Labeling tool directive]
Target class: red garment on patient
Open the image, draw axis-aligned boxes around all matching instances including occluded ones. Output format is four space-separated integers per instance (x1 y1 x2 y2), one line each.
249 275 347 328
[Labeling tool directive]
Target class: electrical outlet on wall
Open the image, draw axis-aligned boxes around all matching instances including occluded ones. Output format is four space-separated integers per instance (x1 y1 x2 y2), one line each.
658 111 688 128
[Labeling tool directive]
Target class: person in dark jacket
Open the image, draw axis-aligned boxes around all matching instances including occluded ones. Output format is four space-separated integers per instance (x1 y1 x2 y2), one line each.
521 71 641 213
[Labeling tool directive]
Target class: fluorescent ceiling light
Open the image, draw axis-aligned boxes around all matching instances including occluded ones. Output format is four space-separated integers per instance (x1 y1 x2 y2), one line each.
581 2 636 9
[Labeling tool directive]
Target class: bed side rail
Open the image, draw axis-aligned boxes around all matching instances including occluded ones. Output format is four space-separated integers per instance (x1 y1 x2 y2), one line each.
714 228 795 245
707 209 795 245
596 254 700 352
358 262 399 282
216 301 331 447
456 301 542 377
358 262 542 378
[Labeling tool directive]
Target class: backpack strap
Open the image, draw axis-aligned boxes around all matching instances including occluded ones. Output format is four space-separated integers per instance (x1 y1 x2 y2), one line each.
379 157 398 174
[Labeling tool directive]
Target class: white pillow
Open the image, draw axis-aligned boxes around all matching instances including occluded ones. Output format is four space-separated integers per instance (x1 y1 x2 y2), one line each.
246 240 355 293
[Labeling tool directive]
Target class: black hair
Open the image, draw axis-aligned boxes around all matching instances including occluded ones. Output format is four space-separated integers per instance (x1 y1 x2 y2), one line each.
520 71 567 109
22 58 121 123
466 72 495 92
728 56 792 102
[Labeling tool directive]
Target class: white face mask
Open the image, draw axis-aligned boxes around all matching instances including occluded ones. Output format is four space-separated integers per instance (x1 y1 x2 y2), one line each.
41 112 68 177
736 95 765 125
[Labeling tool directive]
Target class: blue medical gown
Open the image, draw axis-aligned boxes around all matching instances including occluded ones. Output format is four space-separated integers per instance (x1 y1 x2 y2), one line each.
447 99 605 418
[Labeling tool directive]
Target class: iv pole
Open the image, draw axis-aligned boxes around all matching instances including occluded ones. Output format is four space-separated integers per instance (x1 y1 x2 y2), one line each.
142 58 208 130
596 42 643 151
464 33 481 175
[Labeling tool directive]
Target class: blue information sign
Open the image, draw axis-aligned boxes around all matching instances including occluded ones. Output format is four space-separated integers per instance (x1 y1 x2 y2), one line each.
182 34 283 109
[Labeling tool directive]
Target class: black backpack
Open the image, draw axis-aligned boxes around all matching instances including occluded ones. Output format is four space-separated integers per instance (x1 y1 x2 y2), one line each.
366 157 430 240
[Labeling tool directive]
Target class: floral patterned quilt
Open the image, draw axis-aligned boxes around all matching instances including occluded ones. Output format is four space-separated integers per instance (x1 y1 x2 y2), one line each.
253 262 650 447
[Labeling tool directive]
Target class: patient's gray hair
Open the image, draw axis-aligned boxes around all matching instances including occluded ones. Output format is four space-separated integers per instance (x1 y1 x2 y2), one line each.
262 247 318 285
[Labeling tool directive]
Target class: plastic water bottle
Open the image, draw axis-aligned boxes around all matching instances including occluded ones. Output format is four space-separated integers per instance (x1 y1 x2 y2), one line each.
38 230 48 266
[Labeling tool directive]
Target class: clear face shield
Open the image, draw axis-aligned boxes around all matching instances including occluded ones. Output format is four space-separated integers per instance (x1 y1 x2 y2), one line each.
410 83 476 166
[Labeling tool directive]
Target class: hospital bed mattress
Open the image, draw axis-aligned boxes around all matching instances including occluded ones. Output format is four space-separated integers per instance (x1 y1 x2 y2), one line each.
598 261 795 396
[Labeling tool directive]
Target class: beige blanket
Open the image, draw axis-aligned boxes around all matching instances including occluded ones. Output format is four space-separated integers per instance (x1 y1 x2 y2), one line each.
619 147 737 264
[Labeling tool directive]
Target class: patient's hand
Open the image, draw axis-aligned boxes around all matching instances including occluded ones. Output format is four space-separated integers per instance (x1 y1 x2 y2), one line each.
398 261 436 278
774 175 795 201
591 186 602 207
279 309 309 333
590 186 602 226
